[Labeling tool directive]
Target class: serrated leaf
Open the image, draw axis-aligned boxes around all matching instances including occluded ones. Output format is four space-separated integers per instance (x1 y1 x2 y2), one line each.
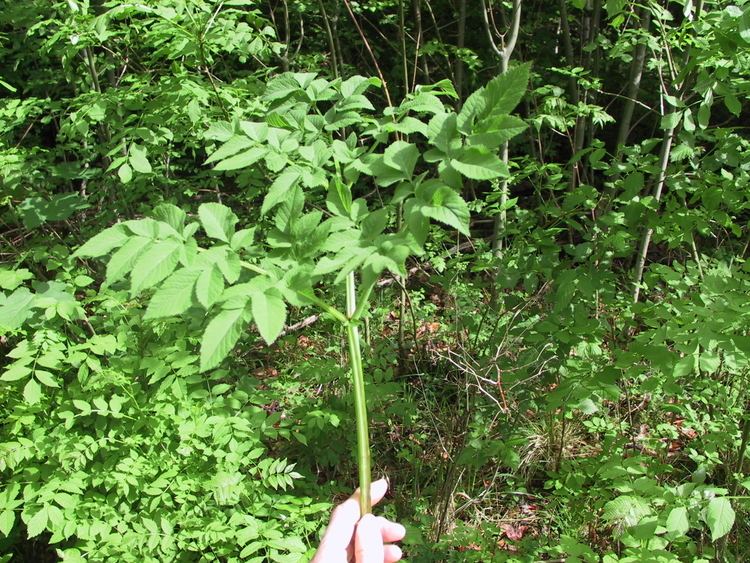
602 495 651 529
129 144 152 173
419 187 470 236
725 94 741 116
35 370 59 388
262 171 301 215
216 250 241 284
458 63 530 132
23 378 42 405
251 289 286 345
0 509 14 537
105 236 152 286
427 112 460 154
666 506 689 536
404 199 429 246
144 268 201 319
198 203 238 242
661 111 682 130
73 225 129 258
264 74 302 101
73 399 91 414
130 240 181 295
200 307 248 372
230 228 255 251
26 507 47 538
451 148 509 180
196 265 224 309
467 114 528 149
383 141 419 178
706 497 735 541
213 147 267 171
1 364 31 382
152 203 186 233
205 135 254 164
740 7 750 43
0 288 35 330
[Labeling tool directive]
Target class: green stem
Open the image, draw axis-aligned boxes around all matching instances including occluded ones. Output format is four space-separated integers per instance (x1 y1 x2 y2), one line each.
351 277 377 321
239 260 348 324
346 272 372 514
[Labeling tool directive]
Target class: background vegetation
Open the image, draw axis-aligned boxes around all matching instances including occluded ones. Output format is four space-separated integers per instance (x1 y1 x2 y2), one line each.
2 0 750 561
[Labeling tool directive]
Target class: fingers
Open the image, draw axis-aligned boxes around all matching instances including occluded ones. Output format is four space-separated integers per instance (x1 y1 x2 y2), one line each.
354 514 385 563
354 516 405 563
384 544 403 563
376 517 406 543
320 478 390 552
369 477 389 507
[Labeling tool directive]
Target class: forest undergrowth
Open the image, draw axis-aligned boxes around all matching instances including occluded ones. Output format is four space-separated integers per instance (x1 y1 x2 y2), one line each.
2 1 750 562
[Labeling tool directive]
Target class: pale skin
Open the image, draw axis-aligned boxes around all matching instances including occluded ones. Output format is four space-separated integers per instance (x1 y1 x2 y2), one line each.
312 478 406 563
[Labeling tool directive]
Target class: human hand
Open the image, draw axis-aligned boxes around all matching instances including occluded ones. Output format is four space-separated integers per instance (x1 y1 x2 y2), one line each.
311 478 406 563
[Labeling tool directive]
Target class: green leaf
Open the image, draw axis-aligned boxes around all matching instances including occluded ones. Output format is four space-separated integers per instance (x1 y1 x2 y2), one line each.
264 74 302 101
26 507 47 538
129 144 152 174
105 236 152 286
0 509 14 537
661 112 682 130
451 148 509 180
1 364 31 382
705 497 735 541
200 307 248 372
196 265 224 309
144 268 201 319
267 537 306 553
740 7 750 43
23 378 42 405
118 162 133 183
602 495 651 529
457 63 530 133
427 112 460 153
404 199 429 246
130 240 182 295
152 203 187 234
35 370 59 388
0 288 35 330
326 179 353 217
213 147 267 171
251 288 286 345
666 506 690 536
231 228 255 251
205 135 254 164
73 225 128 258
0 268 33 291
724 94 741 116
383 141 419 179
683 110 696 132
262 171 301 216
419 186 471 236
73 400 91 414
467 114 527 149
199 203 238 242
216 250 241 283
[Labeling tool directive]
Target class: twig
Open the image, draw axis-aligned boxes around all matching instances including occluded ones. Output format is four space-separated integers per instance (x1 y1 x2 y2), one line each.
342 0 394 108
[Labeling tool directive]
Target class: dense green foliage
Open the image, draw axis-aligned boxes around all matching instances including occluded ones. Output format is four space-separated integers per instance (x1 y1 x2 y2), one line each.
2 0 750 561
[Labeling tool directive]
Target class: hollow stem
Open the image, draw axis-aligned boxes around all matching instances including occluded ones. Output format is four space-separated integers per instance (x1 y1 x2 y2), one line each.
346 272 372 514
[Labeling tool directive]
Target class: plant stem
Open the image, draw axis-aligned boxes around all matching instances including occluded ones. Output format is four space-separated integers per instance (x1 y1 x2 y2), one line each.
346 272 372 514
